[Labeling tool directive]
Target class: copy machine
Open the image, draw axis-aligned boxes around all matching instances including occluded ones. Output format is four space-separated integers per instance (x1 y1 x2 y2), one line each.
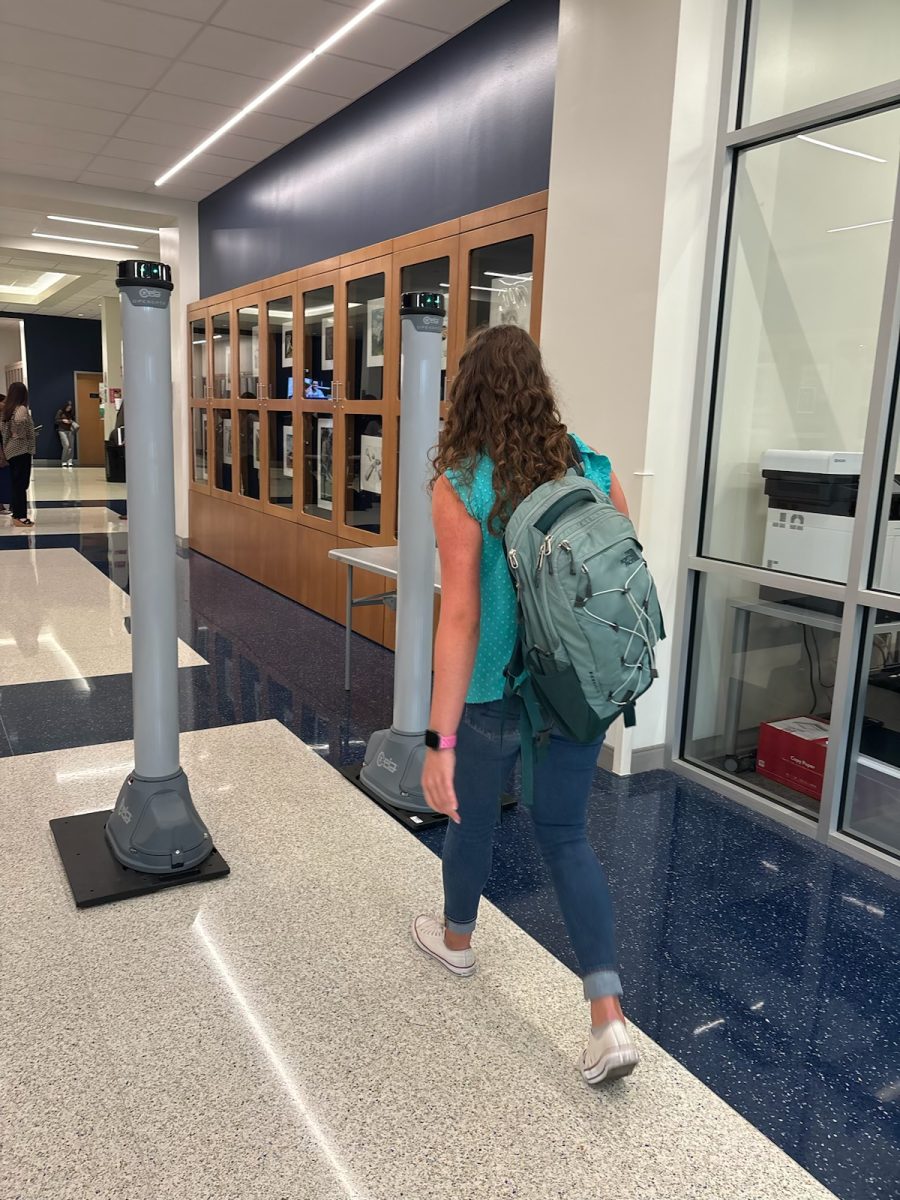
761 449 900 588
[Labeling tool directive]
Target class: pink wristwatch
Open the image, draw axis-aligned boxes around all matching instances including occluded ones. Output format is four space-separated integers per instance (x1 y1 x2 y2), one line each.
425 729 458 751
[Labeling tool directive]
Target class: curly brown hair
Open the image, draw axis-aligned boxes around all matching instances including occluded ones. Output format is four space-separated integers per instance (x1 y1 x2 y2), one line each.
433 324 572 534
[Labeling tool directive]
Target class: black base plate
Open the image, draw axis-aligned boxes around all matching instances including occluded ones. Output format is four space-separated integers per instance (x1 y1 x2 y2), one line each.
339 762 516 831
49 809 230 908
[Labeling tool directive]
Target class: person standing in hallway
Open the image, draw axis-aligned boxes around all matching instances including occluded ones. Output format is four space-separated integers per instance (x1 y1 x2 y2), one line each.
1 382 36 527
55 402 77 468
412 324 639 1086
0 393 11 515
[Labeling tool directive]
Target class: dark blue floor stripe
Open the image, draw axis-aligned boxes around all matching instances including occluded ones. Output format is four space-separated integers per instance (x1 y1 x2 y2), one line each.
1 531 898 1200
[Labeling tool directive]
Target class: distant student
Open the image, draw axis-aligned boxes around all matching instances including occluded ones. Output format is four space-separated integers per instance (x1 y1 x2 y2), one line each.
0 392 10 514
0 383 36 527
55 402 77 468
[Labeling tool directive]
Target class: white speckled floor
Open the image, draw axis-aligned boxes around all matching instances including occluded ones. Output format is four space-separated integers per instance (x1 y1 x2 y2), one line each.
0 506 125 537
0 548 204 684
0 721 836 1200
29 466 127 503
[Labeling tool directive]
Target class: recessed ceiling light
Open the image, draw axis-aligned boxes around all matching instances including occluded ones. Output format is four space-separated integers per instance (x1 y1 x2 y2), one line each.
155 0 389 186
47 215 160 235
32 232 139 249
0 271 67 296
797 134 887 163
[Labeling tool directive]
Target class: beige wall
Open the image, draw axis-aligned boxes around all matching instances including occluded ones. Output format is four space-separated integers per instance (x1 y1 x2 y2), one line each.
541 0 728 770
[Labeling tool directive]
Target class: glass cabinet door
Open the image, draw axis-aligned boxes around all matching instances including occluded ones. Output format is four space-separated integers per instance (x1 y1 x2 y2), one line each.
399 250 453 403
343 414 384 535
302 282 335 403
265 294 294 401
211 310 232 400
236 304 260 399
458 213 546 345
268 409 294 511
191 406 209 488
237 408 261 502
344 270 386 402
302 412 335 521
212 408 234 495
190 316 208 400
465 234 534 336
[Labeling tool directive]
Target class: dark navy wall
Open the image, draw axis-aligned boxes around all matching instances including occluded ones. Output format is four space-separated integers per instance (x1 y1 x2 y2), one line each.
5 315 102 460
199 0 559 297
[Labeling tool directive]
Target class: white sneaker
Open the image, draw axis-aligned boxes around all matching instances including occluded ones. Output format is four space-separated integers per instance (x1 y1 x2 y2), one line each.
580 1020 640 1084
411 915 476 978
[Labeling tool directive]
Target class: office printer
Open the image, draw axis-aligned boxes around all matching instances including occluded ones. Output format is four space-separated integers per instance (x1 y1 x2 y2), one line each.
761 449 900 587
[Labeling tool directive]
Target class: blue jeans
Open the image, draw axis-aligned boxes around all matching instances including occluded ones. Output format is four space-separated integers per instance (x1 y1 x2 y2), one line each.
442 699 622 1000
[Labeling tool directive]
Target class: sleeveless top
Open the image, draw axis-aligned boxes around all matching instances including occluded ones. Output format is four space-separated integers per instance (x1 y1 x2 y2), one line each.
446 434 612 704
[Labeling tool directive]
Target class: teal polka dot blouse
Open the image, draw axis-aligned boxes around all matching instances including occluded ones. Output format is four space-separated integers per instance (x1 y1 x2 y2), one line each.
446 435 612 703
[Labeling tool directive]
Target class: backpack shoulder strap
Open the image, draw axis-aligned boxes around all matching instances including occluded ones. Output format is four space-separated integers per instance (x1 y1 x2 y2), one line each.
568 434 585 477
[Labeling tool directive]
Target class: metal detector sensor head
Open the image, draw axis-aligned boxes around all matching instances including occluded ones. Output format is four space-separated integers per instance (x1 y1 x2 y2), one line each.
401 291 444 318
116 260 173 291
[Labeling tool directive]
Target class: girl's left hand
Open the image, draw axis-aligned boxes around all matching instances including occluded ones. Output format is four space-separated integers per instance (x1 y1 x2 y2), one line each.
421 749 459 824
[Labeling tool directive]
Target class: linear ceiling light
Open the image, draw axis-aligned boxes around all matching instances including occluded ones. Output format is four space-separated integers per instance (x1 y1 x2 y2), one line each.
797 134 887 163
828 217 894 233
32 232 139 249
48 214 160 235
155 0 389 187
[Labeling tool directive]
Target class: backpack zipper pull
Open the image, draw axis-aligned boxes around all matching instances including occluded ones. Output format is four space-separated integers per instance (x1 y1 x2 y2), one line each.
508 547 519 572
537 535 552 573
560 540 576 575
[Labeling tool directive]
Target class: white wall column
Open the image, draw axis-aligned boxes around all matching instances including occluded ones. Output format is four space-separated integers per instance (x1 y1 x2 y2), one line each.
160 216 199 546
541 0 728 773
100 296 123 439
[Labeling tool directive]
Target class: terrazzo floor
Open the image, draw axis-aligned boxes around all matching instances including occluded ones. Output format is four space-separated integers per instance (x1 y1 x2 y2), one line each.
0 468 898 1199
0 722 836 1200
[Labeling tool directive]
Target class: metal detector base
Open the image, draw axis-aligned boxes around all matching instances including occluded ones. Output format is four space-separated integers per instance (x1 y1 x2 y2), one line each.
50 809 230 909
340 762 516 831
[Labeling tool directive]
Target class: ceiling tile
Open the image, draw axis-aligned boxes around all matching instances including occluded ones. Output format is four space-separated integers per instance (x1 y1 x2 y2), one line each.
0 119 108 156
333 14 445 70
153 179 213 202
0 63 146 114
369 0 505 35
0 23 170 88
0 140 95 173
97 138 256 181
87 156 175 184
181 26 311 79
235 112 315 146
285 53 393 99
76 170 154 193
1 0 202 58
133 91 237 132
153 61 349 123
212 0 359 48
114 115 281 163
0 93 127 137
105 0 223 18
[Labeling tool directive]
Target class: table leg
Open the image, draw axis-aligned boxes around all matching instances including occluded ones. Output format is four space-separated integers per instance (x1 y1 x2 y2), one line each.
344 565 353 692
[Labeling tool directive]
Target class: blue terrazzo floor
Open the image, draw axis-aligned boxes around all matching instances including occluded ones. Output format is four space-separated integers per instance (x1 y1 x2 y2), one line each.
2 528 898 1200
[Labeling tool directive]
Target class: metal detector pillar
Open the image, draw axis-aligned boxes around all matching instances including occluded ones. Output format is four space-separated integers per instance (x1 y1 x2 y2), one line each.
105 261 213 873
359 292 444 812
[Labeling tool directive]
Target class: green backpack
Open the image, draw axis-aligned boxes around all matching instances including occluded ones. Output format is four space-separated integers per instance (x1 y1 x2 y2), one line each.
503 439 665 797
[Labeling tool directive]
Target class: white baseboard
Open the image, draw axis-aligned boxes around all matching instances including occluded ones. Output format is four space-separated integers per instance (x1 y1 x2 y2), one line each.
599 742 667 776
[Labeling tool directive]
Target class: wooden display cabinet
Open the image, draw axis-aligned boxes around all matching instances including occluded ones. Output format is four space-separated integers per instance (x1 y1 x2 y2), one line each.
187 191 548 648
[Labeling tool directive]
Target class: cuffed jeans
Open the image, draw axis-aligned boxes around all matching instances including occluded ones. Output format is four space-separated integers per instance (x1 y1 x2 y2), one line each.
442 698 622 1000
59 430 73 465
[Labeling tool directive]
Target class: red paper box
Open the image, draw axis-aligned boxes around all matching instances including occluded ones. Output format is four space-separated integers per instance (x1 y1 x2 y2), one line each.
756 717 829 803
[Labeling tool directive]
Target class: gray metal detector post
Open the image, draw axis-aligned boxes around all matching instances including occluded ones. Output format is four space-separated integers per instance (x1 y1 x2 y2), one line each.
359 292 444 812
105 261 213 873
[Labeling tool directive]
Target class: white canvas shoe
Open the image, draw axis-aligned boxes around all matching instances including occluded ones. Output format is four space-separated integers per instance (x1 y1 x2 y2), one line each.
411 915 476 977
580 1020 640 1084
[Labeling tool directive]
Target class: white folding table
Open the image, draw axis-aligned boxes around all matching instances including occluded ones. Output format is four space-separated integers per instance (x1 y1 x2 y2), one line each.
328 545 441 690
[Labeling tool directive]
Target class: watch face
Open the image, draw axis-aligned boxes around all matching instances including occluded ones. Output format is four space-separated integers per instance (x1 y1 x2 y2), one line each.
425 730 439 750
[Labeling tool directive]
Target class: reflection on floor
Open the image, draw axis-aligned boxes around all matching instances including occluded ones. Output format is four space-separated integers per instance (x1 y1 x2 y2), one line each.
28 465 127 503
1 723 835 1200
0 526 898 1200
